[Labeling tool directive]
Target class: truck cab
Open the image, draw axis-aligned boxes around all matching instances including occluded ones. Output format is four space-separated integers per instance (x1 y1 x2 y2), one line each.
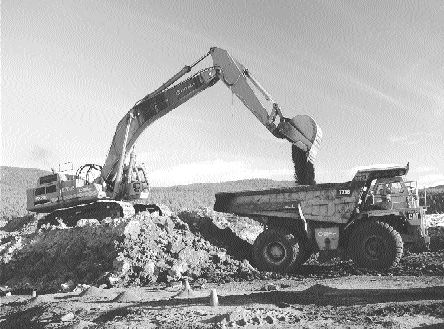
364 176 420 211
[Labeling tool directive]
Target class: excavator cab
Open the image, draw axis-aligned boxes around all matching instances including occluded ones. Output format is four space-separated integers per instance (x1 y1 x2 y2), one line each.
121 165 150 201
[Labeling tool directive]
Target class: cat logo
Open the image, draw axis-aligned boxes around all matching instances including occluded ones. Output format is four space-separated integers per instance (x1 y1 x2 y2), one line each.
406 211 418 221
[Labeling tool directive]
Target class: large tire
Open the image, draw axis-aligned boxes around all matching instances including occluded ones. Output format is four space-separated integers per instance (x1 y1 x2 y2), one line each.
348 221 403 270
252 229 303 272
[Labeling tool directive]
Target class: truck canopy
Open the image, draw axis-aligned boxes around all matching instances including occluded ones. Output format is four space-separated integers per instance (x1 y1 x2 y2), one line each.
352 163 409 185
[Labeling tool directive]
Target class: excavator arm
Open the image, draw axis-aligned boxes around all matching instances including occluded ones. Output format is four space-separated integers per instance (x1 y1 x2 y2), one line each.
210 47 322 162
101 47 322 188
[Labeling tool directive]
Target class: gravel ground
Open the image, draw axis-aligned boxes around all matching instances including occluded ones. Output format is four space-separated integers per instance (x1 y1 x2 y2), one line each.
0 211 443 328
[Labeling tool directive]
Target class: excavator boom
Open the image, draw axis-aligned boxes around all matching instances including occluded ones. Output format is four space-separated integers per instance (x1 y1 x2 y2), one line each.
101 67 219 184
101 47 322 186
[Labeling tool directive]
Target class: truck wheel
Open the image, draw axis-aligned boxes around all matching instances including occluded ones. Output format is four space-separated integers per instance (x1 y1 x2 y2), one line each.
348 221 403 270
252 229 300 272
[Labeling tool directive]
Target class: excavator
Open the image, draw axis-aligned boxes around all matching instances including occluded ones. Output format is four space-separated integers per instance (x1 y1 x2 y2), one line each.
26 47 322 227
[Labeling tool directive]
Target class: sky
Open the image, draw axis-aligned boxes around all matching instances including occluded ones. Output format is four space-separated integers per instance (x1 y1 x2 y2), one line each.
1 0 443 187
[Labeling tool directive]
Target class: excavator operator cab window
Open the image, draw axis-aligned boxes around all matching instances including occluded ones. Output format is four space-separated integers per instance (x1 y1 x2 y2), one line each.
35 187 46 196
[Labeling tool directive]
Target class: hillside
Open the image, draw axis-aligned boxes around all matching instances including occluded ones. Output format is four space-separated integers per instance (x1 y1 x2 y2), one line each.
1 166 443 219
0 166 50 218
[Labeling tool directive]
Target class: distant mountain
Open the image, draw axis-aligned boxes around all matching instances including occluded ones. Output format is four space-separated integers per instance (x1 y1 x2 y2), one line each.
1 166 443 219
426 185 444 193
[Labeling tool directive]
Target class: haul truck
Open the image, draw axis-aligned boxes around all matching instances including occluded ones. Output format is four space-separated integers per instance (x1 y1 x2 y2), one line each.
214 164 429 271
27 47 322 227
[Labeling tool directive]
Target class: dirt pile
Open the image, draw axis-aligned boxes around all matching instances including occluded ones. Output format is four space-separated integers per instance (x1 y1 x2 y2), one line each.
0 217 140 292
178 208 263 250
1 211 443 294
114 212 259 287
0 212 261 293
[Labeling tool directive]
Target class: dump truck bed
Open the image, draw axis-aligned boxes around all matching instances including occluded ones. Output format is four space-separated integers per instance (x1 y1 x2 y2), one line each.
214 182 361 224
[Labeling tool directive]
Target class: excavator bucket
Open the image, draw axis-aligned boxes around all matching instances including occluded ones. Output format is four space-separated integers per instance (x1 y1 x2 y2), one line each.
277 115 322 163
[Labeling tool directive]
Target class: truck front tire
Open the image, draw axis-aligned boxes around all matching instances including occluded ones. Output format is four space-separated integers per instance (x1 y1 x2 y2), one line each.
252 229 302 272
348 221 403 270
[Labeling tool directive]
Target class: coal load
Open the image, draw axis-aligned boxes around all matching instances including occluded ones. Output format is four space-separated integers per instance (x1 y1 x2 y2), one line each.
292 145 315 185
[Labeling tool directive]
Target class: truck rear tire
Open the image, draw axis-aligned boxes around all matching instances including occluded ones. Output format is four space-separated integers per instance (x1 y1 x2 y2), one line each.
252 229 301 272
348 221 403 270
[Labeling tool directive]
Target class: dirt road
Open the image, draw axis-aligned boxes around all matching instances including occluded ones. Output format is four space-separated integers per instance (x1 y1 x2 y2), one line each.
1 275 443 328
1 212 443 328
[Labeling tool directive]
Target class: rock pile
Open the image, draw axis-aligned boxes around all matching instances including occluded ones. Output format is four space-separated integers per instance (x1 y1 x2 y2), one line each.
114 212 252 287
0 217 140 292
178 208 263 257
0 211 443 294
0 211 260 293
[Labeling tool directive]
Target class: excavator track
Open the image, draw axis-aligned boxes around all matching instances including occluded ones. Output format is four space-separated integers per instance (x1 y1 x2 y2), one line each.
37 200 135 228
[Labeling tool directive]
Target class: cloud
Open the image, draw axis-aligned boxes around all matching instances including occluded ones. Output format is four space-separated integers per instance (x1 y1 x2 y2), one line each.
147 159 293 186
30 145 52 161
413 174 444 188
408 166 436 175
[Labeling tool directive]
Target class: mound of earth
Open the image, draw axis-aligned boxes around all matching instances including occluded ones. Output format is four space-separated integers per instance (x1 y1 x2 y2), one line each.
0 210 443 295
0 211 261 293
